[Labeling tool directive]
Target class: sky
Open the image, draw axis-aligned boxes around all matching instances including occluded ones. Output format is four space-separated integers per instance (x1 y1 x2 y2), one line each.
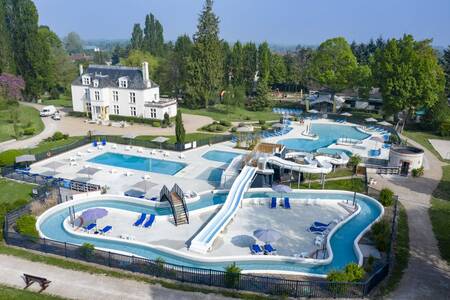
34 0 450 46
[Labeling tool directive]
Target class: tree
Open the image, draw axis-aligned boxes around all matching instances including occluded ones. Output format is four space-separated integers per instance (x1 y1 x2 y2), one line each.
241 42 258 94
373 35 445 123
175 110 185 144
247 78 270 111
0 73 25 101
269 53 287 85
223 84 245 112
93 51 109 64
309 37 360 112
185 0 223 108
143 13 164 56
442 46 450 97
130 23 144 50
111 45 121 65
348 154 362 174
258 42 271 83
121 50 160 75
0 0 14 74
64 32 83 54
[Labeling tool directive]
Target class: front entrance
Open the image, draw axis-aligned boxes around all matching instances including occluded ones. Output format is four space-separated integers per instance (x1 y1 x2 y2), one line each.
400 161 410 176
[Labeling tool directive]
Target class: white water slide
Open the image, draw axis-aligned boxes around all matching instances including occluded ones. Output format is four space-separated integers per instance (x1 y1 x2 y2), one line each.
189 165 257 254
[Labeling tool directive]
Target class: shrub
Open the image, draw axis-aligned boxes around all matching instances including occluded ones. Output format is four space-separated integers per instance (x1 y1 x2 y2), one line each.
78 243 95 259
16 214 39 239
261 124 269 130
163 112 170 126
327 270 349 295
371 219 391 252
152 120 161 127
51 131 68 141
50 88 60 100
344 263 365 282
389 134 400 144
224 262 241 288
379 188 394 207
439 121 450 137
219 120 232 127
230 127 237 133
364 255 375 273
0 149 26 166
412 167 424 177
244 116 250 120
258 120 265 125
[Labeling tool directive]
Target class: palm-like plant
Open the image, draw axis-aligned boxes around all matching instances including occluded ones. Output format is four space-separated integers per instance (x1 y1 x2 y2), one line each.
348 154 362 174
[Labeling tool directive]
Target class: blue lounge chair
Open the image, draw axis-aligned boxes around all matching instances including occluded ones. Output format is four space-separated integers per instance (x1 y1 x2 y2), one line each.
101 139 106 146
93 140 98 147
313 221 331 228
271 197 277 208
133 213 147 226
144 214 155 228
85 223 96 231
264 244 277 255
150 197 158 201
309 226 328 233
251 244 263 255
284 197 291 209
100 225 112 234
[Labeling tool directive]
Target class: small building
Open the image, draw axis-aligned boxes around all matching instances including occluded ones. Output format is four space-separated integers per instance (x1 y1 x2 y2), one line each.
305 91 346 112
71 62 177 121
388 146 424 176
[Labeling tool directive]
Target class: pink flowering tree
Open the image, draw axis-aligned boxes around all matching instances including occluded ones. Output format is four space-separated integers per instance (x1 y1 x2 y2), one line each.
0 73 26 101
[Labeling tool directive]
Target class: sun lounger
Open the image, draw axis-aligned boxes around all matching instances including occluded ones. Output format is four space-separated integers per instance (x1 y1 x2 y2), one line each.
101 139 106 146
251 244 263 255
85 223 96 231
284 197 291 209
143 214 156 228
313 221 331 227
133 213 147 226
270 197 277 208
264 244 277 255
93 140 98 147
100 225 112 234
308 226 328 233
150 197 158 201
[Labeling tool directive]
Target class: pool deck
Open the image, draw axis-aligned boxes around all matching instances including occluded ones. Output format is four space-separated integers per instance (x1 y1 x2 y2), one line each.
30 142 248 196
69 198 349 260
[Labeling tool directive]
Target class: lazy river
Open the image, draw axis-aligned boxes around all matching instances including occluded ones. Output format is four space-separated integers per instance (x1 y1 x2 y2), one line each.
37 190 383 276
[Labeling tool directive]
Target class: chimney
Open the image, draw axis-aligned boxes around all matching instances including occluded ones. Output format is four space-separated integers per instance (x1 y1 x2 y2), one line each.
79 64 84 76
142 62 150 88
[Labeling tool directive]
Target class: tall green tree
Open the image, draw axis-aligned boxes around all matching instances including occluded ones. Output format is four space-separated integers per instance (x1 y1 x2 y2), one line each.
130 23 144 50
63 32 83 54
230 41 244 86
0 0 14 74
442 46 450 97
269 53 287 85
308 37 360 112
258 42 271 83
175 110 185 144
242 42 258 94
247 78 270 111
143 13 164 56
373 35 445 122
185 0 223 108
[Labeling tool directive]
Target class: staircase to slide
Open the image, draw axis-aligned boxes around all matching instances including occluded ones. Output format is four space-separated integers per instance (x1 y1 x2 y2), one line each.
160 184 189 226
189 165 257 254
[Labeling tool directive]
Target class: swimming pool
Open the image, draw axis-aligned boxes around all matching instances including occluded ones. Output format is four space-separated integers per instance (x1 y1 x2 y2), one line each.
317 148 353 157
38 190 383 275
279 124 370 152
202 150 241 163
88 152 187 175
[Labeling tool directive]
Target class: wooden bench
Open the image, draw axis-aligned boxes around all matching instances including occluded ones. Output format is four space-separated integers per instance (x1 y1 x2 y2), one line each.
23 273 51 292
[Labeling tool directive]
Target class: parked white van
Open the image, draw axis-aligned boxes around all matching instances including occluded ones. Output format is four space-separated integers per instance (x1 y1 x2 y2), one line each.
40 105 57 117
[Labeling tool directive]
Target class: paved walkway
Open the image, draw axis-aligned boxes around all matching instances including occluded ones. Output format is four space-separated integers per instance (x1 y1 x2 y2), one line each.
0 254 232 300
370 137 450 299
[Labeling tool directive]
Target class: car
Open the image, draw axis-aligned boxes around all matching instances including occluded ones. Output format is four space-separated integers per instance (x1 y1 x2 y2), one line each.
39 105 56 117
52 112 61 120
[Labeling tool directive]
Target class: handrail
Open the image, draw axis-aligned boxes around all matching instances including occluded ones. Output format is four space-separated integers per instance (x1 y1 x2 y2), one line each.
160 185 179 226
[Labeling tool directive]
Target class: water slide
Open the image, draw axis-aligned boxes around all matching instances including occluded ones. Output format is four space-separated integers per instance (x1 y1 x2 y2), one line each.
189 165 257 254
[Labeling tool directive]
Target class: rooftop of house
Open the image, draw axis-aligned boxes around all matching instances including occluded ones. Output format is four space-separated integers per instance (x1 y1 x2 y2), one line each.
72 64 158 90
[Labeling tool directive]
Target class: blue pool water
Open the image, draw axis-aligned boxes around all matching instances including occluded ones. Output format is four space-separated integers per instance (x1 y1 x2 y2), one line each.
316 148 353 157
197 168 224 183
88 152 187 175
39 191 382 275
279 124 370 152
202 150 241 163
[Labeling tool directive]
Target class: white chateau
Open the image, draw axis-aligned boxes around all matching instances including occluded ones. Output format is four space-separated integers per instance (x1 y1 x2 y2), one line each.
71 62 177 121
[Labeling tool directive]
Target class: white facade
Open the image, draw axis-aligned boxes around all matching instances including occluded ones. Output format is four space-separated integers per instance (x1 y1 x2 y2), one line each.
388 146 424 174
71 62 177 121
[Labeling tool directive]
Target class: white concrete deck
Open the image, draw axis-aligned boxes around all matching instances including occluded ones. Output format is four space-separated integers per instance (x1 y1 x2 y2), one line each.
29 142 249 196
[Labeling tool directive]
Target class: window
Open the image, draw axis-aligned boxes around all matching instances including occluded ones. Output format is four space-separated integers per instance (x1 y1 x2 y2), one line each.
113 105 119 115
86 102 91 112
82 76 91 85
150 108 156 119
129 92 136 104
119 79 128 88
94 91 100 101
84 89 90 100
93 80 99 87
113 91 119 101
130 106 137 116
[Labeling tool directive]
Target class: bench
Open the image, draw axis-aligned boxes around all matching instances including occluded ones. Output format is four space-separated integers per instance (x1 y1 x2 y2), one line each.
23 273 51 292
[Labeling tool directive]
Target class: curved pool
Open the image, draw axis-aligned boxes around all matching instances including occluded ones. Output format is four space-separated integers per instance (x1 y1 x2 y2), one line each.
279 124 370 152
317 148 353 157
38 190 383 276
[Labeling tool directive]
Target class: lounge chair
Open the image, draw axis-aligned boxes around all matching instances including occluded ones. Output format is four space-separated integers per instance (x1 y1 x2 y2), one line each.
270 197 277 208
308 226 328 233
313 221 332 228
85 223 96 231
284 197 291 209
251 244 263 255
133 213 147 226
101 139 106 146
143 214 156 228
100 225 112 234
264 244 277 255
150 197 158 201
93 140 98 147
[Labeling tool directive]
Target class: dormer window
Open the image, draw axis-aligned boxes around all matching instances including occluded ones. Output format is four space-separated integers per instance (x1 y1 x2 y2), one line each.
119 77 128 88
93 80 99 88
82 76 91 85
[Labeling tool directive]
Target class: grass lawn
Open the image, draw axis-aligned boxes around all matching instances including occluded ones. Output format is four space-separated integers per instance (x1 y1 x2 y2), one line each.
180 105 279 122
402 130 450 163
290 177 366 193
0 284 63 300
40 95 72 108
0 104 44 143
0 178 34 206
136 132 221 144
429 165 450 263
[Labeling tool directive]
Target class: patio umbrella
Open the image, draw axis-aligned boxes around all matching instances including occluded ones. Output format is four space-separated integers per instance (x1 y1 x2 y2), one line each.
80 208 108 224
253 229 282 244
340 112 352 117
377 121 392 127
77 166 101 181
152 136 169 149
122 133 137 145
365 117 378 122
272 184 292 200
